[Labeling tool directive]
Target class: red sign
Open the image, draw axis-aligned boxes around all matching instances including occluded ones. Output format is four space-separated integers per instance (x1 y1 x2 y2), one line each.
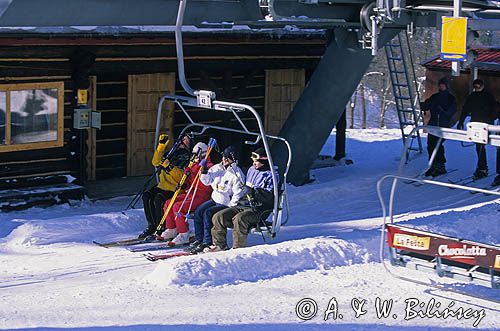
386 224 499 270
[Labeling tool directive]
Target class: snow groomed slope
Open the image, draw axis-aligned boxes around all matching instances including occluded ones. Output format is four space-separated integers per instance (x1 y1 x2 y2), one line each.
0 129 499 330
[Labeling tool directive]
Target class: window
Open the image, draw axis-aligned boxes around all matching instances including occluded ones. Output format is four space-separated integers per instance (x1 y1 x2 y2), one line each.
0 82 64 152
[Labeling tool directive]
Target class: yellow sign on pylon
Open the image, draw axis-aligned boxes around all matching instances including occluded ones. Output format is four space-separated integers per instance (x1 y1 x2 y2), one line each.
77 89 88 105
441 16 468 61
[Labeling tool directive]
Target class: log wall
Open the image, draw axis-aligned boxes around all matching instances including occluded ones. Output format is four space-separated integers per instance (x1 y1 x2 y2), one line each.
0 34 326 183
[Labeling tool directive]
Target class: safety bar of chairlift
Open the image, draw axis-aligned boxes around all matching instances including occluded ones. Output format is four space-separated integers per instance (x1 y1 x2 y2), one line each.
425 125 500 146
376 123 500 297
155 94 292 234
398 124 500 172
179 122 291 230
389 123 500 225
376 173 500 298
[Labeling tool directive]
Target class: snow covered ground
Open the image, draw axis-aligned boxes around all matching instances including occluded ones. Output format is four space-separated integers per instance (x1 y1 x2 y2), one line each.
0 129 499 331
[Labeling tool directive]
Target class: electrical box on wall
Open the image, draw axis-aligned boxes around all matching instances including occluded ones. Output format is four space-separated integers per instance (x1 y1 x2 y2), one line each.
91 111 101 130
73 108 101 129
74 108 90 129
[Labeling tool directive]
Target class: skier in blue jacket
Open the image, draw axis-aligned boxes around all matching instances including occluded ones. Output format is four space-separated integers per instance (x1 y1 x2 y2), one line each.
207 147 277 251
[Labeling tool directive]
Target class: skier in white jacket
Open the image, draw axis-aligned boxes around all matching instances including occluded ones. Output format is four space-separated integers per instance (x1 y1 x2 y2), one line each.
187 145 246 253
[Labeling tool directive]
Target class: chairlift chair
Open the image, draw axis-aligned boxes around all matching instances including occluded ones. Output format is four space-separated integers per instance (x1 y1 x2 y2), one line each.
149 0 292 238
154 94 292 238
377 123 500 304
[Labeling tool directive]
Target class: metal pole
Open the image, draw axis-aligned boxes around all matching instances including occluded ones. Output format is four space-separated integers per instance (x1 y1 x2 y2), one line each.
451 0 462 76
176 0 196 96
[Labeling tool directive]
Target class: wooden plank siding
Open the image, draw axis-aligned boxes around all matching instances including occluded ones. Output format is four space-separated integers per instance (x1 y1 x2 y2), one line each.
0 35 326 184
94 74 128 179
265 69 305 135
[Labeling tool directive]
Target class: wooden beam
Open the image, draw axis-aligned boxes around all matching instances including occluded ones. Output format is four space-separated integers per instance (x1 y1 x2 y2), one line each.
0 170 70 181
5 91 11 145
0 75 71 81
0 157 67 166
0 58 68 62
86 76 97 181
96 55 321 61
0 37 326 47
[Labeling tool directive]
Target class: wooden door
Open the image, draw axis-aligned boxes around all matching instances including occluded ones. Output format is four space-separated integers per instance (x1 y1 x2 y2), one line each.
265 69 305 135
127 73 175 176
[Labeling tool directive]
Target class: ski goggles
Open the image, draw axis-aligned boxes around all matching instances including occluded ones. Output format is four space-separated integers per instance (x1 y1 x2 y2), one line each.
251 152 268 161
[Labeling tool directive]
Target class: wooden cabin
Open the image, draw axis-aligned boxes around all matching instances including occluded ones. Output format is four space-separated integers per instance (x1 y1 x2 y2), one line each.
0 28 326 209
421 47 500 119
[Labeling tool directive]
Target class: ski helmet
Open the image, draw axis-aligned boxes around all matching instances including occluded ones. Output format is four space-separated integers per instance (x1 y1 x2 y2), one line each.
192 142 208 158
222 145 239 162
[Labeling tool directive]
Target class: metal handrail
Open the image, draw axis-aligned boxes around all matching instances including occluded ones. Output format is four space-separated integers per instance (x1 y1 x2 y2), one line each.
376 124 500 303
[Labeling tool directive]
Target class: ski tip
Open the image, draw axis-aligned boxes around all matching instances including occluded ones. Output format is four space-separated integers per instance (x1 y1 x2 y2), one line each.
92 240 108 247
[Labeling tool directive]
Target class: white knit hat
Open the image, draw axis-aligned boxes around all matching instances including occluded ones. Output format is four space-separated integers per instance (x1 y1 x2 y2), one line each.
192 142 208 158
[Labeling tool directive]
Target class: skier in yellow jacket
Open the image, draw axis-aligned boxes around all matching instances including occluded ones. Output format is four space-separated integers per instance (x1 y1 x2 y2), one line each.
138 134 191 238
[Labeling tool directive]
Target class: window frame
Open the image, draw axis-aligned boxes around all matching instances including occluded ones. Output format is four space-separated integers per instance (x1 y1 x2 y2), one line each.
0 82 64 152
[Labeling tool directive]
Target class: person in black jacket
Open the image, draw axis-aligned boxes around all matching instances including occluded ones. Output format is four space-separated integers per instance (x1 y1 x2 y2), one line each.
458 79 498 180
421 77 457 177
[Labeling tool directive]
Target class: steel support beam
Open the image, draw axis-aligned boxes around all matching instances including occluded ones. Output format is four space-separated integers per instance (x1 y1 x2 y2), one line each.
272 28 400 185
0 0 262 27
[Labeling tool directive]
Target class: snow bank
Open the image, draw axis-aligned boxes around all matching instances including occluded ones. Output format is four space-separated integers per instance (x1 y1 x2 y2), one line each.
144 237 371 287
0 208 145 248
407 201 500 245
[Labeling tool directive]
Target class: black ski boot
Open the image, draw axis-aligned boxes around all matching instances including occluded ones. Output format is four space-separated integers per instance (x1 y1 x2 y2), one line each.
138 227 155 239
184 240 201 252
492 175 500 187
432 163 447 177
473 168 488 180
424 166 435 177
190 242 210 254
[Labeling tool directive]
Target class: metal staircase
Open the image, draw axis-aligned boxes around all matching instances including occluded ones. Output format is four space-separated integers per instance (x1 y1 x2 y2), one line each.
385 31 423 158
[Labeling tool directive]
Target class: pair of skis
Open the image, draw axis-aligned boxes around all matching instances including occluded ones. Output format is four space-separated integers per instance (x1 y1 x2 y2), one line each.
93 137 220 260
92 236 158 248
447 173 499 195
144 251 193 261
403 168 458 186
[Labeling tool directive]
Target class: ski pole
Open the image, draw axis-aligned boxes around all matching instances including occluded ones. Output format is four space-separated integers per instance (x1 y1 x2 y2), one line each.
174 169 201 219
175 138 217 221
156 138 216 235
154 154 197 237
123 135 184 213
161 135 184 164
174 138 216 215
123 167 161 213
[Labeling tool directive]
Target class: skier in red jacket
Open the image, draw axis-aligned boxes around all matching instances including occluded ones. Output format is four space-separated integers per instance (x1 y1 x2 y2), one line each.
160 142 213 246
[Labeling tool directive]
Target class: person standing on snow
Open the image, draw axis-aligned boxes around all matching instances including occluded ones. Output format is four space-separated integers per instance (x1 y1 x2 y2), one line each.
186 145 246 254
457 79 498 180
206 147 277 252
138 134 191 239
421 77 457 177
160 142 213 246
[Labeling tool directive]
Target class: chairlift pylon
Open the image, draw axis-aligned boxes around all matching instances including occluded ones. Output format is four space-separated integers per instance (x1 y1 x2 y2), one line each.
152 0 292 238
377 123 500 304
